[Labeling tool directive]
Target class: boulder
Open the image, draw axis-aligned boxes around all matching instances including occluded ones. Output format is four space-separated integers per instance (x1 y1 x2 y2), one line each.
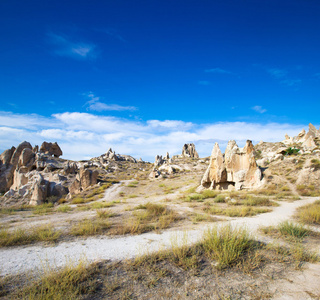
29 173 48 205
10 141 32 166
302 136 317 150
200 140 262 191
18 148 35 170
149 169 161 179
0 147 15 166
182 143 199 158
68 168 99 196
64 162 78 175
40 141 63 157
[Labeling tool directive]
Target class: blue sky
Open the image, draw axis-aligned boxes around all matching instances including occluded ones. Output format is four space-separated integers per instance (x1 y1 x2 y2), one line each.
0 0 319 161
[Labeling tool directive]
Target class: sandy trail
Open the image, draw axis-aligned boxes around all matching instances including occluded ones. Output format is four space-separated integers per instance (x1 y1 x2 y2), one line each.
0 197 318 277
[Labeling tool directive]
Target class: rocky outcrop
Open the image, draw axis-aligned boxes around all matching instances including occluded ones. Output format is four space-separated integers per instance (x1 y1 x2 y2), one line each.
40 142 63 157
0 141 32 193
182 143 199 158
69 168 99 196
283 123 320 150
200 140 262 191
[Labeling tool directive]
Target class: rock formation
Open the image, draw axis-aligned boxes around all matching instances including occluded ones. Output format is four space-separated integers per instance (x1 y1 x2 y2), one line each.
182 143 199 158
40 141 63 157
0 141 99 205
283 123 320 151
69 168 98 196
200 140 262 191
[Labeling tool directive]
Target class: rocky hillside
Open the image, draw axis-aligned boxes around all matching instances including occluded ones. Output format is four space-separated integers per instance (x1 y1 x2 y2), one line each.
1 123 320 207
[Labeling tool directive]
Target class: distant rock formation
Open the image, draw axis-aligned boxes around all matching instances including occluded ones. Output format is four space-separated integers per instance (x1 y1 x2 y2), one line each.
283 123 320 151
199 140 262 191
0 141 98 205
182 143 199 158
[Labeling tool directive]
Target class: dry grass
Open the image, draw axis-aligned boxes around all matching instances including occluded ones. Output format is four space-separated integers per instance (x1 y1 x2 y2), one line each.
70 197 86 204
202 225 254 269
204 205 271 217
261 221 311 241
32 203 54 215
19 259 98 299
56 204 72 213
0 224 61 247
70 219 111 236
109 203 180 235
296 200 320 225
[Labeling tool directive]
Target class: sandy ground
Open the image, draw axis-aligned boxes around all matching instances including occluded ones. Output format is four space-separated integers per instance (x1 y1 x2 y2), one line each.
0 197 318 278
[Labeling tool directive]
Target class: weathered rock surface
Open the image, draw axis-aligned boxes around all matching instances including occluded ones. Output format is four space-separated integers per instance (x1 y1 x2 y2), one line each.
40 142 63 157
69 168 99 196
200 140 262 191
283 123 320 150
182 143 199 158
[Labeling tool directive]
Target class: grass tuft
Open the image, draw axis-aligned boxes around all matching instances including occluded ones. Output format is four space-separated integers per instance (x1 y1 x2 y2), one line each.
201 225 254 269
20 259 98 299
296 200 320 225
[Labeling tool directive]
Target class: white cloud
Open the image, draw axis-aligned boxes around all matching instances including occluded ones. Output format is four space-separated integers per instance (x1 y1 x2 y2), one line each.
251 106 267 114
0 111 307 162
47 33 96 59
205 68 233 74
84 92 137 112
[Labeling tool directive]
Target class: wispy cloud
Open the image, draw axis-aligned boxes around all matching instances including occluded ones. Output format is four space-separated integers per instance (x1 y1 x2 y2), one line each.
205 68 233 74
0 110 306 161
265 67 301 87
251 106 267 114
84 92 137 112
47 33 97 60
267 68 287 79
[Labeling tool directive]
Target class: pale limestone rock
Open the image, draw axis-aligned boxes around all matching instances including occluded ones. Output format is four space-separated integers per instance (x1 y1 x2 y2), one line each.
302 136 317 150
0 147 15 166
18 148 35 170
29 173 48 205
68 168 99 196
40 141 63 157
11 168 28 190
182 143 199 158
154 155 164 167
149 169 161 179
10 141 32 166
200 140 261 191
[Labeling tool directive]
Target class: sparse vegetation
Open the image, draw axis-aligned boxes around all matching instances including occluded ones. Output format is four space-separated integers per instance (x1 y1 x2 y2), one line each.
19 259 98 299
296 200 320 225
283 147 300 156
70 219 111 236
202 225 254 269
0 225 61 247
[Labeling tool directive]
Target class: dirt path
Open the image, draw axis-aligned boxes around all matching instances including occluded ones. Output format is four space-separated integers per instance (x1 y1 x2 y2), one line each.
0 197 318 277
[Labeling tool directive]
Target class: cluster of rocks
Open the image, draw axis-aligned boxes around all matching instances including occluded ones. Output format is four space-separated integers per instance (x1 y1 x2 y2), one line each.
199 140 262 191
149 143 200 179
283 123 320 151
0 141 99 205
255 123 320 167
